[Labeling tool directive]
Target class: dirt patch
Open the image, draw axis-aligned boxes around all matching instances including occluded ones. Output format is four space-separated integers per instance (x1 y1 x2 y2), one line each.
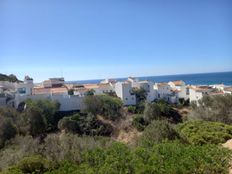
223 139 232 174
97 114 141 145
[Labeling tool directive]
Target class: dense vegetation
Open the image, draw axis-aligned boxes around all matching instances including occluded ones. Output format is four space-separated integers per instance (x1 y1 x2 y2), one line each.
132 100 182 131
178 121 232 145
0 94 232 173
58 113 113 136
0 73 20 82
189 94 232 124
84 95 123 120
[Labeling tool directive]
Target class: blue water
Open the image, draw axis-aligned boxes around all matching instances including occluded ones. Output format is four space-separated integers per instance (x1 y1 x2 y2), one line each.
68 71 232 86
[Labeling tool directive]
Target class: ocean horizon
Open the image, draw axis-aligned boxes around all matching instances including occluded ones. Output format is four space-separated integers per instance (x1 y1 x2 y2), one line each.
67 71 232 86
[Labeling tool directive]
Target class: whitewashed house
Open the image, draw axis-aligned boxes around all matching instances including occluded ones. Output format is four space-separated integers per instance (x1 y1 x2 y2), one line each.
84 83 115 95
168 80 188 100
223 87 232 94
154 82 178 103
189 86 214 103
15 76 34 96
115 81 136 105
43 77 64 88
128 77 140 88
138 81 158 102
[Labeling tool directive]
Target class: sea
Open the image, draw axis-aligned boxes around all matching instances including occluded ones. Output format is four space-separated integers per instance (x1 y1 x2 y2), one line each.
68 71 232 86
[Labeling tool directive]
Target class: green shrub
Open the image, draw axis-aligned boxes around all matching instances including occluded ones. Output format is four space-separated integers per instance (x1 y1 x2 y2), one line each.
132 142 231 174
25 99 60 131
127 106 136 114
58 113 113 136
132 115 147 131
84 95 123 120
177 120 232 145
189 94 232 124
82 142 134 174
40 142 232 174
0 117 17 148
143 101 182 124
138 120 181 147
17 155 50 174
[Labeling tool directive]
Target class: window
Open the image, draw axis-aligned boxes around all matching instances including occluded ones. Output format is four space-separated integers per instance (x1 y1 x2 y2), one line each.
18 87 26 94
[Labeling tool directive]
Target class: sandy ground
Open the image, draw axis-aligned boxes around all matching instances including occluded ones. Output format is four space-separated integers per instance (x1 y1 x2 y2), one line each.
223 139 232 174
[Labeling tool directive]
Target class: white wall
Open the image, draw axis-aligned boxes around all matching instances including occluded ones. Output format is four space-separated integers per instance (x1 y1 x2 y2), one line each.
139 82 157 102
0 97 6 107
168 81 188 100
115 82 136 105
0 81 15 90
14 94 84 111
189 88 203 103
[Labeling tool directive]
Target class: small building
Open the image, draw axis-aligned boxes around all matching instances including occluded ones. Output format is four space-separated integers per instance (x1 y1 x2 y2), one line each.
138 81 157 102
223 87 232 94
33 86 68 95
189 86 214 103
168 80 188 100
115 81 136 105
43 78 64 88
15 76 34 96
154 82 178 103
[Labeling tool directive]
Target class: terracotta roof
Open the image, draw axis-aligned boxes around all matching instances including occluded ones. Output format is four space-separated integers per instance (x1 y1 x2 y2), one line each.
224 87 232 92
171 89 181 93
190 86 213 92
171 80 184 86
74 88 90 93
158 82 169 87
98 83 112 89
209 91 224 95
33 87 68 95
84 84 99 89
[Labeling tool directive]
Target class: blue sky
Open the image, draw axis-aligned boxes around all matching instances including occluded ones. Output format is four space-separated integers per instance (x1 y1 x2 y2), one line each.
0 0 231 82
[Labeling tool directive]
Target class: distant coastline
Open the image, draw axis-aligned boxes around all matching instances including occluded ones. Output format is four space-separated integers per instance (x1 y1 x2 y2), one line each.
67 71 232 86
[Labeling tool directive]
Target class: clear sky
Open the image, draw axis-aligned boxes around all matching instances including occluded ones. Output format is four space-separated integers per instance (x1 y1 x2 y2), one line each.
0 0 231 82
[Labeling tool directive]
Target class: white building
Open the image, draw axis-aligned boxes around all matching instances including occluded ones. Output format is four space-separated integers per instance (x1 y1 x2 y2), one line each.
43 77 64 88
127 77 140 88
154 82 178 103
15 76 34 96
168 80 188 100
115 82 136 105
84 83 115 95
138 81 158 102
189 86 214 103
223 87 232 94
14 94 85 112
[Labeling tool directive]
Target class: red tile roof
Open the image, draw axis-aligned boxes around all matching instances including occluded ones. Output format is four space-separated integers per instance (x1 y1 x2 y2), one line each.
33 87 68 95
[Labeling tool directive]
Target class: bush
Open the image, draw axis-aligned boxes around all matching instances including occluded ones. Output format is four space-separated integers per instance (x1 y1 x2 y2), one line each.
84 95 123 120
25 99 60 131
1 139 231 174
20 107 48 137
0 117 17 148
189 94 232 124
82 142 134 174
138 120 181 147
132 142 231 174
132 115 147 131
17 155 50 174
177 121 232 145
40 142 232 174
58 113 113 136
127 106 136 114
143 101 182 124
0 134 114 171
